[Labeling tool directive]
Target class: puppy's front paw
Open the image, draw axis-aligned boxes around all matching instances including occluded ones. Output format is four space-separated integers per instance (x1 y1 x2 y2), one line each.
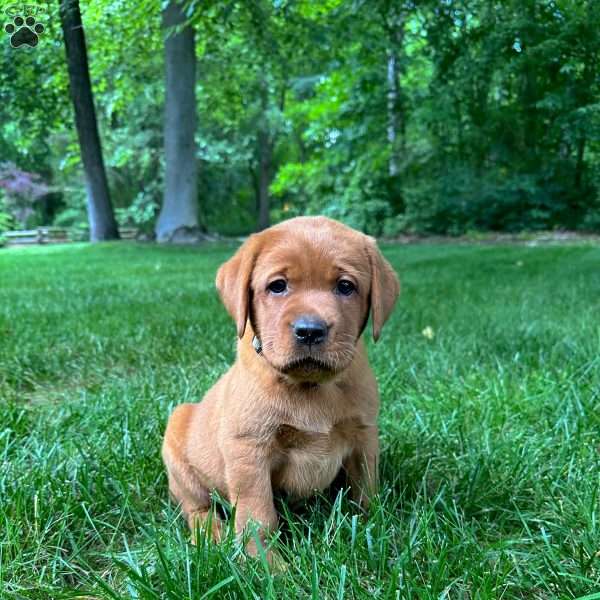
243 538 288 573
188 509 223 544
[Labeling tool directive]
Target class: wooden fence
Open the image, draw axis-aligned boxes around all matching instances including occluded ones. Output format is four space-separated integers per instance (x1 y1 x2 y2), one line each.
3 227 139 246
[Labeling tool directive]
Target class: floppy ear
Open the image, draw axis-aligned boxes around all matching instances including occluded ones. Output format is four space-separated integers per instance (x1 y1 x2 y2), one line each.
366 237 400 342
216 234 262 338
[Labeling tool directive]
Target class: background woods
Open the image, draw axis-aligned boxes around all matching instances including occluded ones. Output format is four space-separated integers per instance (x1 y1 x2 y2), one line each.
1 0 599 241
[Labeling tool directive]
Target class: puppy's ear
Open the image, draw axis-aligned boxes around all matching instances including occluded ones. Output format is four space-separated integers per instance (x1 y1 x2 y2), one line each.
366 237 400 342
216 234 262 338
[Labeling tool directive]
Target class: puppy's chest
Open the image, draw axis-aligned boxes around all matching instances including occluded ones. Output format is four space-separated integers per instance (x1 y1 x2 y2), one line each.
271 418 365 497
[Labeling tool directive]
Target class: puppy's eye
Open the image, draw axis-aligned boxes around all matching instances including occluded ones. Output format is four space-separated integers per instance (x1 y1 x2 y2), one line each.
336 279 356 296
267 279 287 294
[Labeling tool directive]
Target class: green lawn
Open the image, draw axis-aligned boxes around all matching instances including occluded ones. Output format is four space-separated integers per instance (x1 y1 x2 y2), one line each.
1 241 599 599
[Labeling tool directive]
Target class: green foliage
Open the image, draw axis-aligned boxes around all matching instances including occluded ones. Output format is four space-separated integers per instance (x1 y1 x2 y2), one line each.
0 162 53 228
1 0 600 234
415 0 600 232
273 159 392 235
0 207 12 231
393 169 588 235
115 184 160 234
1 242 600 596
582 202 600 231
0 195 13 246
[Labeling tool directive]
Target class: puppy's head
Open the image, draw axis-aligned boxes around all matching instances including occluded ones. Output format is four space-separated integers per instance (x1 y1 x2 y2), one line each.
216 217 399 383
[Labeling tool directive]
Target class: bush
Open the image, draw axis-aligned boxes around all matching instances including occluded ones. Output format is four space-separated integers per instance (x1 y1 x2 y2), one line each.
396 166 594 235
52 186 89 240
115 183 160 236
271 150 391 236
0 162 52 229
0 191 15 246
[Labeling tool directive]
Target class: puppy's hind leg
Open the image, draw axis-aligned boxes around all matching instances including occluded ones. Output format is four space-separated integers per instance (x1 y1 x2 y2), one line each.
171 474 222 543
163 442 223 543
344 426 379 512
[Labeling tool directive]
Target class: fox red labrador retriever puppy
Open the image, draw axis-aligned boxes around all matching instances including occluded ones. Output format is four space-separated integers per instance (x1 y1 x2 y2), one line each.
162 216 399 552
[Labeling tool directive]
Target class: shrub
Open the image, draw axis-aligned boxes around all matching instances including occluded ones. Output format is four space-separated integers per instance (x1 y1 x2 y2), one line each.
0 162 51 228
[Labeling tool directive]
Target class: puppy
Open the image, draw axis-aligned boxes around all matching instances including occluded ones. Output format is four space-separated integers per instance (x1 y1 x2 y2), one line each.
162 216 399 552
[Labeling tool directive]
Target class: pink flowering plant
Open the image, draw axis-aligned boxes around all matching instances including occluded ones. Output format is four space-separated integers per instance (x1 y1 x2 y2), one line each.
0 162 51 229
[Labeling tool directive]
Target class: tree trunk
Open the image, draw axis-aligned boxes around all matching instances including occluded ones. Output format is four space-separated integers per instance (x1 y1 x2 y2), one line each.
386 13 404 178
156 1 201 243
387 49 399 177
520 3 538 169
59 0 119 242
574 136 586 189
257 128 271 231
256 80 272 231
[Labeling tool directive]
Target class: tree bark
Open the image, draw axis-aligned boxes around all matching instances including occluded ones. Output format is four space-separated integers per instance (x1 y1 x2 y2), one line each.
257 128 271 231
59 0 119 241
574 136 586 189
387 48 399 177
156 1 201 243
386 11 404 178
256 80 272 231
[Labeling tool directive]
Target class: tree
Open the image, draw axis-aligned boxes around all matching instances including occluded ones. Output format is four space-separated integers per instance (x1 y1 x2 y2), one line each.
59 0 119 241
379 1 410 178
155 1 201 243
256 80 273 230
4 0 600 238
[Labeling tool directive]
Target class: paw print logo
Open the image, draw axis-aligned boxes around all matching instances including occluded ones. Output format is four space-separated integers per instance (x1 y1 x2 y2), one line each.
4 15 44 48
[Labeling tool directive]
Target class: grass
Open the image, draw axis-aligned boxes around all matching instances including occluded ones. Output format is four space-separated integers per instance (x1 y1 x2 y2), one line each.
1 240 599 599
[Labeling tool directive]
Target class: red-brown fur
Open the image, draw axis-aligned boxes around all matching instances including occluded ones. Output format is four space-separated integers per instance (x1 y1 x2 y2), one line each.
162 216 400 553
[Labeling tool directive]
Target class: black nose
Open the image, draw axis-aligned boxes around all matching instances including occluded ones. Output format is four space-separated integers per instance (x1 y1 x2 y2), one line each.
293 316 328 345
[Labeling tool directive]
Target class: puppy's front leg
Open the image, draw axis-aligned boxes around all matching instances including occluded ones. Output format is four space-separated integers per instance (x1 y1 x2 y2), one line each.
225 441 277 556
344 425 379 511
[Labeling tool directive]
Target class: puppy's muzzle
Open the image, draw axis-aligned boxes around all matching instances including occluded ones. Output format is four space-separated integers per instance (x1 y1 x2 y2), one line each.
293 316 328 346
